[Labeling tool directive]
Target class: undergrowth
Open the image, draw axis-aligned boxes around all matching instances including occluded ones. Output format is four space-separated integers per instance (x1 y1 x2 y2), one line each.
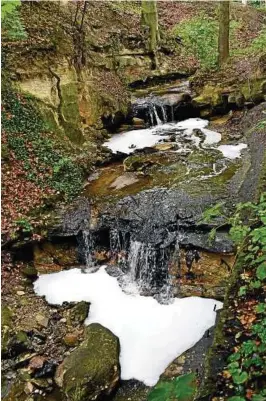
201 194 266 401
172 12 264 70
2 86 83 200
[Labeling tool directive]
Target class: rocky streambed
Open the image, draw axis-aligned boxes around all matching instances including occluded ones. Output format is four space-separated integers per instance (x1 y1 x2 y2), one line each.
2 82 265 401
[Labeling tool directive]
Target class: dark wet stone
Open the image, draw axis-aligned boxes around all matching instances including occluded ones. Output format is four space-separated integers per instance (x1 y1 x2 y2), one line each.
50 198 90 237
34 361 57 378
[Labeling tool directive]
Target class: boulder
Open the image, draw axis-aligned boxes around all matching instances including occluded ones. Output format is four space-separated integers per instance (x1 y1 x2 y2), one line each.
55 323 120 401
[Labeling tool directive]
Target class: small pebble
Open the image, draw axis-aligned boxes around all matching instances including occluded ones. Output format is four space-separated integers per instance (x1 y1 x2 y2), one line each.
17 291 25 296
60 318 67 323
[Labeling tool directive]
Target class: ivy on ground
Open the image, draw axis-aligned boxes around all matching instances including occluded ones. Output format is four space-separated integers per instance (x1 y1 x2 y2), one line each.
1 85 84 239
211 194 266 401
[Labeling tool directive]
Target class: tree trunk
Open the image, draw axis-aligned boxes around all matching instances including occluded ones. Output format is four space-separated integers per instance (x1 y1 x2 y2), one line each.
141 0 160 69
218 1 230 67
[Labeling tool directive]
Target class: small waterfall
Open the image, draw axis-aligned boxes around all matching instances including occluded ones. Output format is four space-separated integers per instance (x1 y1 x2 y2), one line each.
80 225 183 303
148 107 155 126
160 105 167 124
152 104 162 125
79 230 96 272
125 239 174 303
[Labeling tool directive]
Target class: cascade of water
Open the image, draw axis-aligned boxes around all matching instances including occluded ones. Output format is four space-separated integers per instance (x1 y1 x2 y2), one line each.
152 104 162 125
125 239 173 302
148 106 155 126
160 105 167 124
81 230 96 271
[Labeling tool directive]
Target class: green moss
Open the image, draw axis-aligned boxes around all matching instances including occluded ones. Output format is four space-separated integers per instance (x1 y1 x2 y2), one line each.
193 85 223 108
58 323 120 401
15 331 29 344
1 306 13 327
61 82 79 123
240 78 265 102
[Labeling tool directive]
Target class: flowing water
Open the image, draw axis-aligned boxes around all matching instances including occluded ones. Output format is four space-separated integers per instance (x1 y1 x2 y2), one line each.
34 90 248 387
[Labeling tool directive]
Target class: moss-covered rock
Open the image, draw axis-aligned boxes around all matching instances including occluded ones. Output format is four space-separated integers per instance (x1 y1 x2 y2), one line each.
2 329 31 358
69 301 90 325
55 323 120 401
193 78 266 116
123 154 157 172
2 305 13 327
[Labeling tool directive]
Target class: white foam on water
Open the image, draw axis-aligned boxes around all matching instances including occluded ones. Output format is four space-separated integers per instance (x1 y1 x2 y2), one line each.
217 144 247 159
103 118 223 154
201 128 222 146
34 266 222 386
103 127 165 154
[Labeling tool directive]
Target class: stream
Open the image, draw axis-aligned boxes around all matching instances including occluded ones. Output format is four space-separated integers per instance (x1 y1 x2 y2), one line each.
34 83 249 388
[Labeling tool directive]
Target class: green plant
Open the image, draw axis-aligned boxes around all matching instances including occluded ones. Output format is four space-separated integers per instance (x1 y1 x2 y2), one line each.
1 0 27 41
221 194 266 399
2 87 84 199
15 218 33 233
173 15 218 70
148 373 197 401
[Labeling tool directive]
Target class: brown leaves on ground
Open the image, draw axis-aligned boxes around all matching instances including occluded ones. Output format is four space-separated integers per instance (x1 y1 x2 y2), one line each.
1 132 55 239
237 299 257 329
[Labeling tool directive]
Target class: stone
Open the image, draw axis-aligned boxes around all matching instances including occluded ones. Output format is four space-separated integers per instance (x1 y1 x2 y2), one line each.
17 291 25 296
25 382 34 395
55 323 120 401
29 356 46 371
110 173 139 190
112 380 149 401
35 314 49 328
15 352 37 368
70 301 90 325
154 143 178 151
123 154 155 172
21 265 38 278
34 360 57 378
33 241 78 274
160 92 191 106
2 380 26 401
132 117 145 127
30 378 51 389
3 331 32 359
63 332 79 347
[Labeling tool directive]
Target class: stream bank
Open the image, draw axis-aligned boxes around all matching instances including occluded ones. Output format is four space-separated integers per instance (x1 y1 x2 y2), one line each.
2 80 265 401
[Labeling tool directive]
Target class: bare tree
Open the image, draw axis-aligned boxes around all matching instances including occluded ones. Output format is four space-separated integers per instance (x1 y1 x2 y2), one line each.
218 1 230 67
